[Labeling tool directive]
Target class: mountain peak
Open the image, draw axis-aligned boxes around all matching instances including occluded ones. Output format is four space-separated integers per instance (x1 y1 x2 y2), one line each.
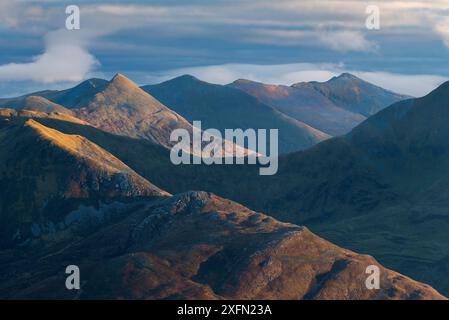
145 74 209 89
232 78 254 84
333 73 361 81
24 95 50 104
177 74 200 81
109 73 139 90
21 95 74 115
165 74 203 85
425 80 449 99
112 73 126 80
74 78 109 91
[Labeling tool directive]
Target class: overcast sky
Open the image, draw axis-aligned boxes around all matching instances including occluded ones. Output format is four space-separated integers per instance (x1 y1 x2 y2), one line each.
1 0 449 97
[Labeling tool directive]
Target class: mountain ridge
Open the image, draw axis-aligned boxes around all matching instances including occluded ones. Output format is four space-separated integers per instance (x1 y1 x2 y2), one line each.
0 115 168 240
143 75 331 154
293 73 411 117
0 96 447 299
229 76 367 136
0 189 444 300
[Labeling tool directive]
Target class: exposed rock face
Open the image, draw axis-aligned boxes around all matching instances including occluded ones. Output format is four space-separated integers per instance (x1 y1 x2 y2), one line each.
1 192 444 300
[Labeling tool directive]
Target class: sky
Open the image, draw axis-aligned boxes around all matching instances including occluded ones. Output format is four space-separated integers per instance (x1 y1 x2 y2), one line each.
1 0 449 97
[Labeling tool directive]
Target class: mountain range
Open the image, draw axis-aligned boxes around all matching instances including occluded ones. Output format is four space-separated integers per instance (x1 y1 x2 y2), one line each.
0 72 445 299
134 80 449 296
143 75 330 153
0 74 251 157
0 72 406 154
230 73 408 136
0 111 443 299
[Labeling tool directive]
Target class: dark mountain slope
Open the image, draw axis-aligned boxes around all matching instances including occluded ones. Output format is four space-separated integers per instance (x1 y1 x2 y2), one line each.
44 78 109 108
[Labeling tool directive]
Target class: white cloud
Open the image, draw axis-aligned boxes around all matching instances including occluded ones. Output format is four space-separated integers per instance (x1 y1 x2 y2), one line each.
0 0 54 31
0 43 98 83
147 62 448 97
435 17 449 49
0 28 100 83
0 0 447 92
248 29 377 53
352 71 448 97
316 30 377 53
87 5 168 17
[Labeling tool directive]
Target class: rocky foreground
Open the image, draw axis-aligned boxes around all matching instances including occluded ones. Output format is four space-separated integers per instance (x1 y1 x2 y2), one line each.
0 192 444 300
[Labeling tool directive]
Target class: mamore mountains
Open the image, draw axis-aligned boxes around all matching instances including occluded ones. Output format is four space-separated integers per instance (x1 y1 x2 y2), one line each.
0 73 447 300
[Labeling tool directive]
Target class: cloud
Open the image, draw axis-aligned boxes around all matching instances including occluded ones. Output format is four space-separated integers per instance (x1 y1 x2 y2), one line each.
0 0 103 84
352 71 448 97
316 30 377 53
0 28 100 83
0 43 98 83
0 0 448 94
248 29 376 53
0 0 55 31
0 2 190 85
87 4 168 16
435 17 449 49
147 62 447 97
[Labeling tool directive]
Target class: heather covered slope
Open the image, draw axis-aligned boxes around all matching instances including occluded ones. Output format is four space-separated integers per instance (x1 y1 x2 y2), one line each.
0 192 443 300
143 75 330 154
0 116 167 246
229 78 365 136
294 73 410 117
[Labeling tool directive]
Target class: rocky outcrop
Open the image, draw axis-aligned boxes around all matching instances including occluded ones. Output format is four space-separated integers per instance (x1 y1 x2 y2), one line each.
1 192 444 300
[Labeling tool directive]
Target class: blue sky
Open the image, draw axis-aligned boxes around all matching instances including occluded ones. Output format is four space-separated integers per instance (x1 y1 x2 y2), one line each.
1 0 449 97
